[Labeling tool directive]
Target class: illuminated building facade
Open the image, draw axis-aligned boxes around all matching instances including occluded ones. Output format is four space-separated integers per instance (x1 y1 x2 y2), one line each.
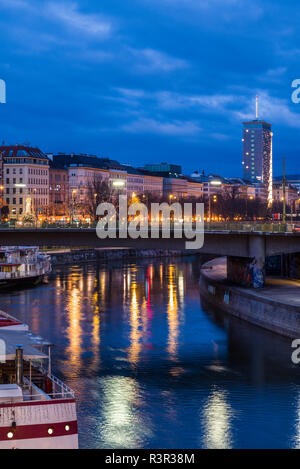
0 145 49 220
273 182 299 211
242 120 273 205
143 174 163 197
49 163 69 218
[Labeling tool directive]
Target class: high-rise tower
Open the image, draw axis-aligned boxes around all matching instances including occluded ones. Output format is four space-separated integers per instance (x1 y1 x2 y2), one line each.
242 96 273 205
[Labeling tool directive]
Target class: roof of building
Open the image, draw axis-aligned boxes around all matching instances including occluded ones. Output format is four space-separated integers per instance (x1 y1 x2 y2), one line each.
190 173 229 184
49 160 68 171
242 119 271 127
0 145 49 160
143 163 182 174
227 177 254 186
51 153 124 171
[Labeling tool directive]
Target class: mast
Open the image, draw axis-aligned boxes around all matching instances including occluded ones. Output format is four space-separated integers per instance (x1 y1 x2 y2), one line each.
256 95 259 119
282 157 286 225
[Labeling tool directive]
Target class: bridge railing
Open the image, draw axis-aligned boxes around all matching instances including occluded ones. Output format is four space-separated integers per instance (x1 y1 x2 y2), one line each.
204 222 290 232
0 222 296 233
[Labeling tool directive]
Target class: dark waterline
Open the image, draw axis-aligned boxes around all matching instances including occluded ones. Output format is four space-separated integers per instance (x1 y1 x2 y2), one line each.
0 256 299 449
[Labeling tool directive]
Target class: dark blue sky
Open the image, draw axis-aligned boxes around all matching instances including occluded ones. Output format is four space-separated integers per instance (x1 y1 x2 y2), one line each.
0 0 299 177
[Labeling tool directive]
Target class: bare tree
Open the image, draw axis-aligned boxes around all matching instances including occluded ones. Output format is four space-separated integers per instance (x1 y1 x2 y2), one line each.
86 177 114 221
208 192 268 220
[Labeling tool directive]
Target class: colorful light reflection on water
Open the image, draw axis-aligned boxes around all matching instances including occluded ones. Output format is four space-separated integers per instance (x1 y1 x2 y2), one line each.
1 256 300 449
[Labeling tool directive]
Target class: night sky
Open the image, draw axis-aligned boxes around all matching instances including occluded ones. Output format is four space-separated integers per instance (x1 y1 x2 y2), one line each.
0 0 299 177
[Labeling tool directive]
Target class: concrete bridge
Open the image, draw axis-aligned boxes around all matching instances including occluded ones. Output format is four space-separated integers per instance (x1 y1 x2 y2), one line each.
0 227 299 256
1 227 300 286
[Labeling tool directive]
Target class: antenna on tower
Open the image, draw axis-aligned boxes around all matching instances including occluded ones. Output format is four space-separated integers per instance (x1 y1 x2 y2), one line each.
256 95 259 119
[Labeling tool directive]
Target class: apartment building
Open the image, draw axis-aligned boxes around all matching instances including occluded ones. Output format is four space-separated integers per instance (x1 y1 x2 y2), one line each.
143 173 163 197
185 178 204 198
49 162 69 218
0 145 49 220
69 166 110 204
273 182 299 210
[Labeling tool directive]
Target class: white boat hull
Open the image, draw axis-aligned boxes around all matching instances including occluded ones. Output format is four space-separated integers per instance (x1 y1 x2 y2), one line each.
0 434 78 449
0 399 78 450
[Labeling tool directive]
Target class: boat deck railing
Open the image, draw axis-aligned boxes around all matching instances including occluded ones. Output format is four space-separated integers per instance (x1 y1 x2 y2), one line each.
48 374 75 399
0 255 50 265
23 374 75 401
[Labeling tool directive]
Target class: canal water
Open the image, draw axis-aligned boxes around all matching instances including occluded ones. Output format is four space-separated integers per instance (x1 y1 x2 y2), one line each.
0 255 300 449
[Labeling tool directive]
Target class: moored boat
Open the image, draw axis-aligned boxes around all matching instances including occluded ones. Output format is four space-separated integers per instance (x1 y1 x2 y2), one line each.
0 310 78 449
0 247 51 289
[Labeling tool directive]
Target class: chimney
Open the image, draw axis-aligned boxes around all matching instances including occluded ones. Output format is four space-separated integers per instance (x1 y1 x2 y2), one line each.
15 346 23 387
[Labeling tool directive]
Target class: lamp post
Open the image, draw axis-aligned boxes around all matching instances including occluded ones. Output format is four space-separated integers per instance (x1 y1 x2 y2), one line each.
283 158 286 226
71 189 77 225
93 193 98 225
33 188 37 227
0 185 4 222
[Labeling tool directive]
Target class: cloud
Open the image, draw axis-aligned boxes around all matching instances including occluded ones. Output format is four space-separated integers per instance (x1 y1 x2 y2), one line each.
129 48 188 73
114 87 300 132
139 0 263 24
46 2 112 38
122 117 201 136
115 88 146 99
257 67 287 84
0 0 114 57
156 92 235 111
234 91 300 128
77 49 113 63
107 88 147 107
0 0 113 38
0 0 31 10
113 88 235 113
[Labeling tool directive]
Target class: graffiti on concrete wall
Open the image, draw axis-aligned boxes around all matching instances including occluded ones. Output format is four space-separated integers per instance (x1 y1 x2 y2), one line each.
227 256 264 288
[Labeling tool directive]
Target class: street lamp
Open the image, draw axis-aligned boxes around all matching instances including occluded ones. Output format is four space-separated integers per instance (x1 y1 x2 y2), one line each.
0 185 4 223
33 188 38 226
71 189 77 225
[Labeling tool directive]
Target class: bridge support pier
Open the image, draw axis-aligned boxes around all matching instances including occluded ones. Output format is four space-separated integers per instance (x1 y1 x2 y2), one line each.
227 235 266 288
281 253 291 277
286 253 300 278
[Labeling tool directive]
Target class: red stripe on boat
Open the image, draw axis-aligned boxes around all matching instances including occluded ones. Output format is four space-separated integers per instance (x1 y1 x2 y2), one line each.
0 421 78 441
0 320 22 327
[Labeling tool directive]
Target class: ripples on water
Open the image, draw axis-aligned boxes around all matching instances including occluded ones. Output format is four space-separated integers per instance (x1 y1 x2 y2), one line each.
1 255 300 449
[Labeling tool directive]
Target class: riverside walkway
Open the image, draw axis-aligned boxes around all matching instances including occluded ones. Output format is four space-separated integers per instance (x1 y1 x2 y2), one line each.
203 257 300 307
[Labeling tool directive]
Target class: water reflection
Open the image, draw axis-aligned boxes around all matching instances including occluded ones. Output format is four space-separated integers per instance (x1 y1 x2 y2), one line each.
66 286 82 370
128 272 142 366
167 265 179 361
201 388 233 449
100 376 152 448
1 256 300 448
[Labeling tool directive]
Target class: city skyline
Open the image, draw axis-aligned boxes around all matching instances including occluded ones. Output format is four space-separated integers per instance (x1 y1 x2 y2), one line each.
0 1 300 178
